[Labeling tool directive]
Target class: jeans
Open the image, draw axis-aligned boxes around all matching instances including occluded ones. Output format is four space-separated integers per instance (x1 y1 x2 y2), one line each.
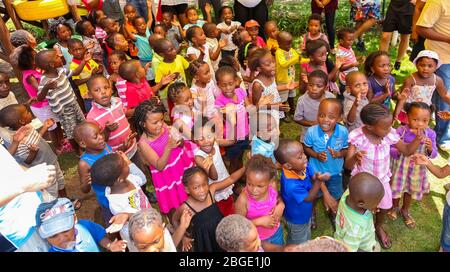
234 0 268 39
433 63 450 146
441 202 450 252
286 220 311 245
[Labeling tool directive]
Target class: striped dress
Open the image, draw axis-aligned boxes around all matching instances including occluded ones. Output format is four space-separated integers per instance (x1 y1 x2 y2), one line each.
142 126 193 213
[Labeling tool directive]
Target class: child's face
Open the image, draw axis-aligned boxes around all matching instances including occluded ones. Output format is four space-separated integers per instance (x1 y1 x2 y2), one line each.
257 54 276 77
265 23 279 40
195 126 215 154
134 18 147 34
193 28 207 46
47 225 76 250
57 24 72 41
348 73 369 98
340 32 354 49
95 10 106 21
105 19 120 34
186 172 210 202
114 34 129 51
416 57 437 79
133 224 165 252
161 41 177 62
371 55 391 78
217 73 237 98
246 171 270 201
246 26 259 40
79 123 106 150
310 46 328 64
278 35 292 51
153 26 167 37
308 19 321 36
134 61 146 80
18 105 33 125
68 42 86 60
187 9 198 24
176 87 194 108
317 101 341 134
205 25 220 39
89 77 113 107
240 225 261 252
143 112 165 136
307 77 327 100
82 21 96 37
285 142 308 172
109 54 125 74
124 5 137 21
407 107 431 131
366 116 393 138
162 12 173 28
221 8 233 24
0 73 11 98
240 30 252 44
50 51 64 69
195 63 212 85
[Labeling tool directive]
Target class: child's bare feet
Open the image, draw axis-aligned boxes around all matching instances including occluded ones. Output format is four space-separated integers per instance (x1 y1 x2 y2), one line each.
375 226 392 249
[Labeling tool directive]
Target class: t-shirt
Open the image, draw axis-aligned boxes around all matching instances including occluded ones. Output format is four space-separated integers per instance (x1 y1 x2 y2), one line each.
206 37 221 72
215 87 249 140
416 0 450 64
280 166 315 225
334 191 376 252
251 135 276 163
217 21 241 51
155 55 190 93
266 38 279 53
125 78 154 109
275 48 299 84
48 220 106 252
304 124 349 176
336 45 358 85
368 75 395 108
70 59 100 99
38 68 76 114
135 28 153 62
0 92 17 111
183 20 206 30
167 25 181 50
187 44 214 74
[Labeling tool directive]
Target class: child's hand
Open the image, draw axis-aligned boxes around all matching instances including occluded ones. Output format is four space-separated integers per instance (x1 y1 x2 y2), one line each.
384 80 391 95
327 147 341 158
259 215 278 229
398 88 410 101
204 3 212 14
12 126 30 143
109 238 127 252
28 144 40 153
105 120 119 132
106 213 130 233
44 80 58 90
412 128 425 142
411 153 429 166
202 155 213 172
279 103 290 112
181 236 194 252
218 39 228 49
179 209 193 230
43 118 55 129
84 51 93 62
323 194 338 213
258 94 274 106
301 73 308 84
123 132 137 151
317 151 328 162
117 150 132 165
144 61 152 73
94 64 104 74
287 81 299 90
168 135 180 150
437 111 450 121
161 73 177 85
425 137 433 154
172 20 181 28
355 150 367 166
26 97 37 106
354 92 362 106
314 172 330 182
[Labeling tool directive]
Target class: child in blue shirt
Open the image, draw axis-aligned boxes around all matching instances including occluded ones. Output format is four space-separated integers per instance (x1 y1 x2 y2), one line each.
250 112 279 163
36 198 127 252
274 139 330 245
304 98 348 229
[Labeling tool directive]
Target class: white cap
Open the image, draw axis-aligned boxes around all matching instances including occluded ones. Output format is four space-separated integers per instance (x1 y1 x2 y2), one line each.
413 50 441 68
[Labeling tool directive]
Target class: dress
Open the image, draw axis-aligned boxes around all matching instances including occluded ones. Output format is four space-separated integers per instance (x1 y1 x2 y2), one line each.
390 126 437 200
184 191 224 252
251 79 284 126
143 126 193 213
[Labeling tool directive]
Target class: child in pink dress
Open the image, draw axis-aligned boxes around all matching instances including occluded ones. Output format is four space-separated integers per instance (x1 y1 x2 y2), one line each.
135 98 194 216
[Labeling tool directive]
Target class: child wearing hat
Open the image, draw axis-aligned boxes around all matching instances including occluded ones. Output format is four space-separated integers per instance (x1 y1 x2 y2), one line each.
36 198 127 252
245 20 266 48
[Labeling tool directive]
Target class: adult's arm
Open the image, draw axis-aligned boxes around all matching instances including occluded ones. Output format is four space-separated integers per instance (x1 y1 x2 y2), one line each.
416 0 450 44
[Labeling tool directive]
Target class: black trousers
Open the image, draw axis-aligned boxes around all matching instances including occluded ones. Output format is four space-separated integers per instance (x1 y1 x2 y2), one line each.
198 0 222 23
234 0 268 39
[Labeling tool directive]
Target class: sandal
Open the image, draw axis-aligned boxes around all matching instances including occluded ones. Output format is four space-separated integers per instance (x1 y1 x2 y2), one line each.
387 208 398 221
375 227 392 249
401 210 416 229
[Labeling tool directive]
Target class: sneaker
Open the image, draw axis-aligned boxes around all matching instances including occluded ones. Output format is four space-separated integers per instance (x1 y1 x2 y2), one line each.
394 61 401 70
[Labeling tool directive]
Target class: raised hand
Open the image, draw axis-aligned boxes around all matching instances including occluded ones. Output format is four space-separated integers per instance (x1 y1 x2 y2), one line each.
109 238 127 252
437 111 450 121
13 126 31 143
218 39 228 48
317 151 328 162
204 3 212 14
43 118 55 129
202 155 213 171
384 80 391 95
105 121 119 132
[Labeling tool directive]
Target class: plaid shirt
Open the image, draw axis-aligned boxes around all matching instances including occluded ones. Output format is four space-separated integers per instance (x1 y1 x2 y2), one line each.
348 126 400 184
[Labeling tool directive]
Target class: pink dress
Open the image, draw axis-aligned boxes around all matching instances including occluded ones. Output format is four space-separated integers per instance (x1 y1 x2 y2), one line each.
245 186 279 240
143 126 193 213
348 126 400 210
22 69 48 108
172 111 198 160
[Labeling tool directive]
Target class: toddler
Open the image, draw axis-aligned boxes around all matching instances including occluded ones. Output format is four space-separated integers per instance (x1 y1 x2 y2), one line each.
265 21 280 54
300 14 330 53
364 51 395 108
162 11 183 51
203 23 222 71
250 112 279 163
343 71 370 132
245 20 266 48
75 19 104 64
189 60 219 119
217 6 241 58
336 28 360 93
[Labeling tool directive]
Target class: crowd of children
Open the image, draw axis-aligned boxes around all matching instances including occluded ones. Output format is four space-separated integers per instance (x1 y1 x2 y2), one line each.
1 0 449 253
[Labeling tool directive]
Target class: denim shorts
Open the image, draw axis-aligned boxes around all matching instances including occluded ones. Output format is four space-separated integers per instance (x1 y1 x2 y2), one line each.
286 220 311 245
264 226 284 245
441 202 450 252
317 174 344 200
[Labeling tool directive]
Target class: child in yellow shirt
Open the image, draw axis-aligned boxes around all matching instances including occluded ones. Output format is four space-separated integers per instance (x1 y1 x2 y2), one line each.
265 21 279 55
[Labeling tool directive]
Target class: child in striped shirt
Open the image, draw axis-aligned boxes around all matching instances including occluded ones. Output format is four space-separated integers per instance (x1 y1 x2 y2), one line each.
336 28 360 97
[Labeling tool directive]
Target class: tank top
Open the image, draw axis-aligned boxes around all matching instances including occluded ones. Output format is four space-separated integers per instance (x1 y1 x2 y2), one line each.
251 78 284 119
22 69 48 108
407 74 436 105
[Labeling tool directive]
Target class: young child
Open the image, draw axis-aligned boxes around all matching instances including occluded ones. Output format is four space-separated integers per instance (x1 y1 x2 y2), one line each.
162 11 183 51
301 39 340 94
193 118 236 216
389 102 437 228
0 104 66 199
36 198 127 252
216 214 262 252
364 51 395 108
217 6 241 58
215 66 250 174
51 22 79 72
394 50 450 123
275 31 300 122
245 20 266 48
343 71 370 132
107 51 128 107
345 103 423 249
294 70 335 142
135 98 194 216
90 152 150 251
203 23 222 72
0 72 17 111
88 9 107 42
172 166 245 252
75 19 104 64
182 6 212 34
235 155 285 245
68 39 103 112
35 49 85 153
336 28 360 94
300 14 330 53
186 26 226 75
334 172 385 252
105 32 131 58
274 139 330 244
10 29 37 49
265 21 280 54
250 112 280 163
189 60 219 119
123 3 138 35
